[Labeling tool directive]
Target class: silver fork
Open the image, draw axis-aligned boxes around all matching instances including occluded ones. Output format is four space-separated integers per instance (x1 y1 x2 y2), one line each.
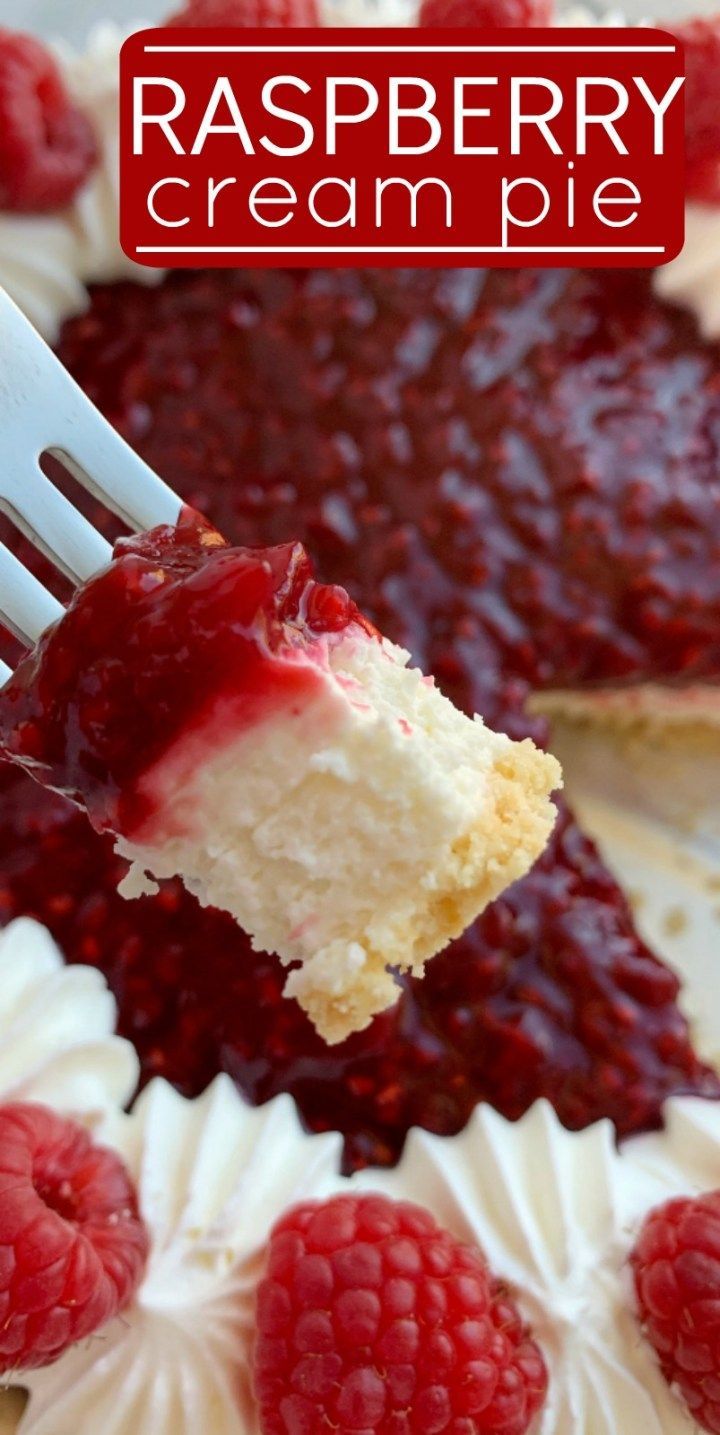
0 288 182 683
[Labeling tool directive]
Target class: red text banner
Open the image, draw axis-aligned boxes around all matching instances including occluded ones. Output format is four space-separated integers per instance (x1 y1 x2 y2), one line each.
120 27 685 267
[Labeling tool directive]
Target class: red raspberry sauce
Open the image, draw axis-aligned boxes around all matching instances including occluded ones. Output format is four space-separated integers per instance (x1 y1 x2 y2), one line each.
0 264 718 1172
0 509 365 839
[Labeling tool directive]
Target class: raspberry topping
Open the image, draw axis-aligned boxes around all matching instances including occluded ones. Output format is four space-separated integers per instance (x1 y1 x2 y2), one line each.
631 1190 720 1434
670 18 720 204
166 0 321 26
0 29 97 213
0 264 717 1173
255 1192 548 1435
0 1102 148 1374
418 0 552 26
0 507 368 839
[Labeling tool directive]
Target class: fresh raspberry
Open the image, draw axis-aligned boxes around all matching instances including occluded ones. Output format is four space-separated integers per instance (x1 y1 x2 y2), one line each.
166 0 321 26
631 1190 720 1434
670 18 720 204
254 1192 548 1435
418 0 553 28
0 1103 148 1374
0 30 97 213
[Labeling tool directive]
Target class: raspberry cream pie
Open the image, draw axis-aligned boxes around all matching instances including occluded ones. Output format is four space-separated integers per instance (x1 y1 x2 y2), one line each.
3 0 720 1423
0 510 559 1044
0 0 717 1193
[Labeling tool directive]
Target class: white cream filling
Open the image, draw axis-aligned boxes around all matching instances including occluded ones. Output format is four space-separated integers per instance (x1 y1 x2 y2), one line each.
117 629 560 1043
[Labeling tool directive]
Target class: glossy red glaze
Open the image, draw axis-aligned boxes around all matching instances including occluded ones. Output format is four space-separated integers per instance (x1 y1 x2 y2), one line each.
0 508 365 838
0 264 718 1172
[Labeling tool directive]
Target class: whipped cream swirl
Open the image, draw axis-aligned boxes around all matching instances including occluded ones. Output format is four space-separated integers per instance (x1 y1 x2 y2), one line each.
626 1095 720 1201
0 916 138 1117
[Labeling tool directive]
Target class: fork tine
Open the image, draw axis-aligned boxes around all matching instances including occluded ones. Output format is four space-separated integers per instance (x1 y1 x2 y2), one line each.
0 461 112 584
47 439 181 535
0 290 182 665
0 289 181 535
48 427 181 536
0 541 64 647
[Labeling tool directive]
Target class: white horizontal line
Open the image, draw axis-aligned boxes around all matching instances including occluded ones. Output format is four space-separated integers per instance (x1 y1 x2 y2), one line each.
144 43 676 52
135 243 667 253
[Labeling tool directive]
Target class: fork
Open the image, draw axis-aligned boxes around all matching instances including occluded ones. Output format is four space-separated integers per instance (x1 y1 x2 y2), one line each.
0 287 182 684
